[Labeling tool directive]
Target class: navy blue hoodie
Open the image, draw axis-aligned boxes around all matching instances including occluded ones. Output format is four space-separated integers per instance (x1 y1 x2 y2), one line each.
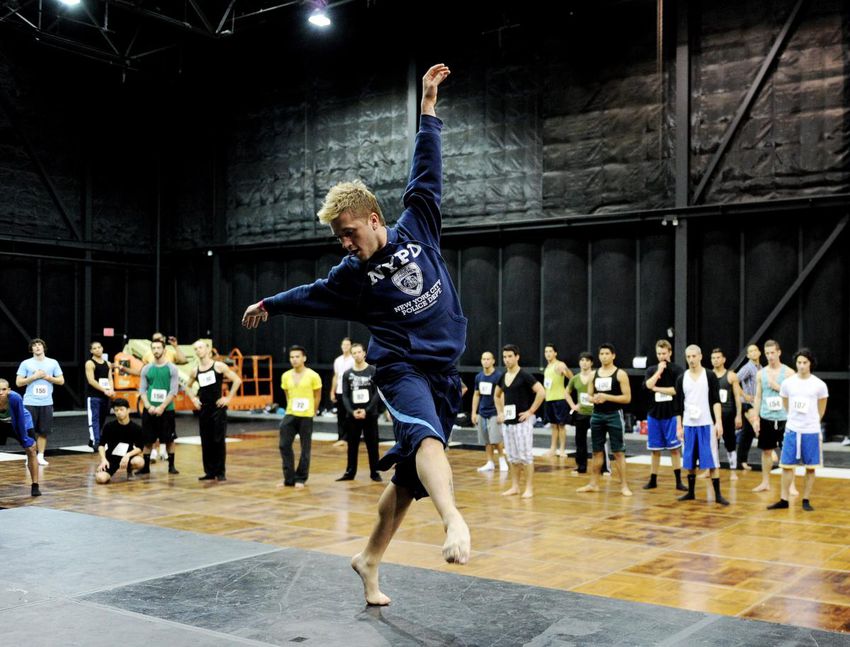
262 115 467 372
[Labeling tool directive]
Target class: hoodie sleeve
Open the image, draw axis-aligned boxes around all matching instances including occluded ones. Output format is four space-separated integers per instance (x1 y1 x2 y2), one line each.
396 115 443 247
263 258 360 321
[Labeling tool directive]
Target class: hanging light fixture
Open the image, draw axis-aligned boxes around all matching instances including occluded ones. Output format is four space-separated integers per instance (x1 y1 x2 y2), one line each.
308 0 331 27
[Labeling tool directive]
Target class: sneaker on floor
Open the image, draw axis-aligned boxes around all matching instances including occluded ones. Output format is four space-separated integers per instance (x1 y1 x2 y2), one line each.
36 453 49 466
477 461 495 472
842 437 850 446
160 450 169 461
150 448 158 462
499 458 509 472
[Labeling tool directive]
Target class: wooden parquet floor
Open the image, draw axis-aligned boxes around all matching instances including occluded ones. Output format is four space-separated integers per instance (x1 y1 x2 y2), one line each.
2 429 849 634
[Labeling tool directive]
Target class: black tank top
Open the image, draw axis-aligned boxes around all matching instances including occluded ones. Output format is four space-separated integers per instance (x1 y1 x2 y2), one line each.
717 370 735 414
197 364 223 406
593 368 623 413
86 359 111 399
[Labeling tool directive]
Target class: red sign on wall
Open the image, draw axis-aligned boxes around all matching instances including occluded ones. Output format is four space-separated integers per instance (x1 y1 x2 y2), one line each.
103 328 115 337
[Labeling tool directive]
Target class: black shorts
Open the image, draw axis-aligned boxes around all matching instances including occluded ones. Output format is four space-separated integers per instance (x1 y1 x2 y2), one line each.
142 409 177 445
25 405 53 436
106 456 124 476
758 418 785 450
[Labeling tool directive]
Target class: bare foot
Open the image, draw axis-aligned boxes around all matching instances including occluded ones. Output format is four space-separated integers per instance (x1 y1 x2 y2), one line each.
294 482 305 489
577 484 599 493
742 463 752 471
521 489 534 499
789 485 800 497
333 440 347 448
351 552 391 606
501 486 519 496
752 482 770 492
442 516 471 564
697 470 710 479
730 471 739 481
544 449 556 458
621 487 633 497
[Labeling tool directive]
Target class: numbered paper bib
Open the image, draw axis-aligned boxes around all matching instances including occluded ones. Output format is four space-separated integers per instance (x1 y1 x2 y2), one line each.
111 442 129 457
579 392 592 407
766 396 783 411
595 377 612 392
32 383 49 397
544 378 553 390
791 397 810 414
150 388 167 403
98 378 111 389
478 381 493 396
198 371 216 387
719 389 728 404
654 392 673 403
687 405 701 420
291 398 309 413
353 388 370 404
503 404 517 420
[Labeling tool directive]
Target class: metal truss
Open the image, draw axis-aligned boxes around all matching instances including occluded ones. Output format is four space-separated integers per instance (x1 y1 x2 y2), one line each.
0 0 355 72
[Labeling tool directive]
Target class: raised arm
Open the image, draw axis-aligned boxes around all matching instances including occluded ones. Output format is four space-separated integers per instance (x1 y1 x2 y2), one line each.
399 64 451 244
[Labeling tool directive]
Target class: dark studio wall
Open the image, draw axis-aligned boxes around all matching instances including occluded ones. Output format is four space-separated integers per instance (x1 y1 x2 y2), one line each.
0 0 848 433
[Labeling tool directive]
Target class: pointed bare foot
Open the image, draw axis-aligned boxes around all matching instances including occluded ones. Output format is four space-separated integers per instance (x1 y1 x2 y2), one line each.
577 484 599 493
442 516 471 564
621 487 633 497
789 486 800 497
294 482 305 489
501 486 519 496
697 470 709 479
351 552 391 606
752 482 770 492
544 449 556 458
742 463 752 471
730 472 739 481
521 489 534 499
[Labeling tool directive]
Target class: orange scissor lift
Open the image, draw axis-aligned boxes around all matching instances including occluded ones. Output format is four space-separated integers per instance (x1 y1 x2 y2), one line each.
111 342 274 413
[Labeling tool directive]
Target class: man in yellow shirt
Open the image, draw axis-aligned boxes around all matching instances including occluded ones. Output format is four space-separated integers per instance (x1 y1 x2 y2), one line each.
279 345 323 488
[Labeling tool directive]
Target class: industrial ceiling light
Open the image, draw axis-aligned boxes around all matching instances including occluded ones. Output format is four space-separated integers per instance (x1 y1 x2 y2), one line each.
308 0 330 27
57 0 82 6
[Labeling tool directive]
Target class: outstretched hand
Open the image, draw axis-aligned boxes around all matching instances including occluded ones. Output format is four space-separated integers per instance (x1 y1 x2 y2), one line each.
421 63 450 117
242 301 268 329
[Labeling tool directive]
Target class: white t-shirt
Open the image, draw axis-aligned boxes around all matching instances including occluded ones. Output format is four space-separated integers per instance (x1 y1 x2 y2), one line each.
333 355 355 394
682 369 714 427
780 374 828 434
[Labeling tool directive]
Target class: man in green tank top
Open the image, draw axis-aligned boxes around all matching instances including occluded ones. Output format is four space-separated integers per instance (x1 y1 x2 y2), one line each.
137 339 180 475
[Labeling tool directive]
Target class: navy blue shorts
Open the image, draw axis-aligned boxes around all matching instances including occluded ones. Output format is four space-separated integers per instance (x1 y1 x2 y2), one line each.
544 400 571 425
374 362 462 500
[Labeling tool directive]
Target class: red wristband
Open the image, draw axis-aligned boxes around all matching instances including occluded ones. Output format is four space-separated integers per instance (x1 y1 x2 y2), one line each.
258 299 267 312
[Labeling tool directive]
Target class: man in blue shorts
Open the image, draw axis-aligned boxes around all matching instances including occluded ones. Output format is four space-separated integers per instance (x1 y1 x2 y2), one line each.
675 345 729 505
643 339 686 491
768 348 828 512
242 64 469 606
0 378 41 496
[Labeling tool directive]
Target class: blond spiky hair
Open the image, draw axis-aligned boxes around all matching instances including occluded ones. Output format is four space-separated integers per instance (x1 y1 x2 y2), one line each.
316 180 384 225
